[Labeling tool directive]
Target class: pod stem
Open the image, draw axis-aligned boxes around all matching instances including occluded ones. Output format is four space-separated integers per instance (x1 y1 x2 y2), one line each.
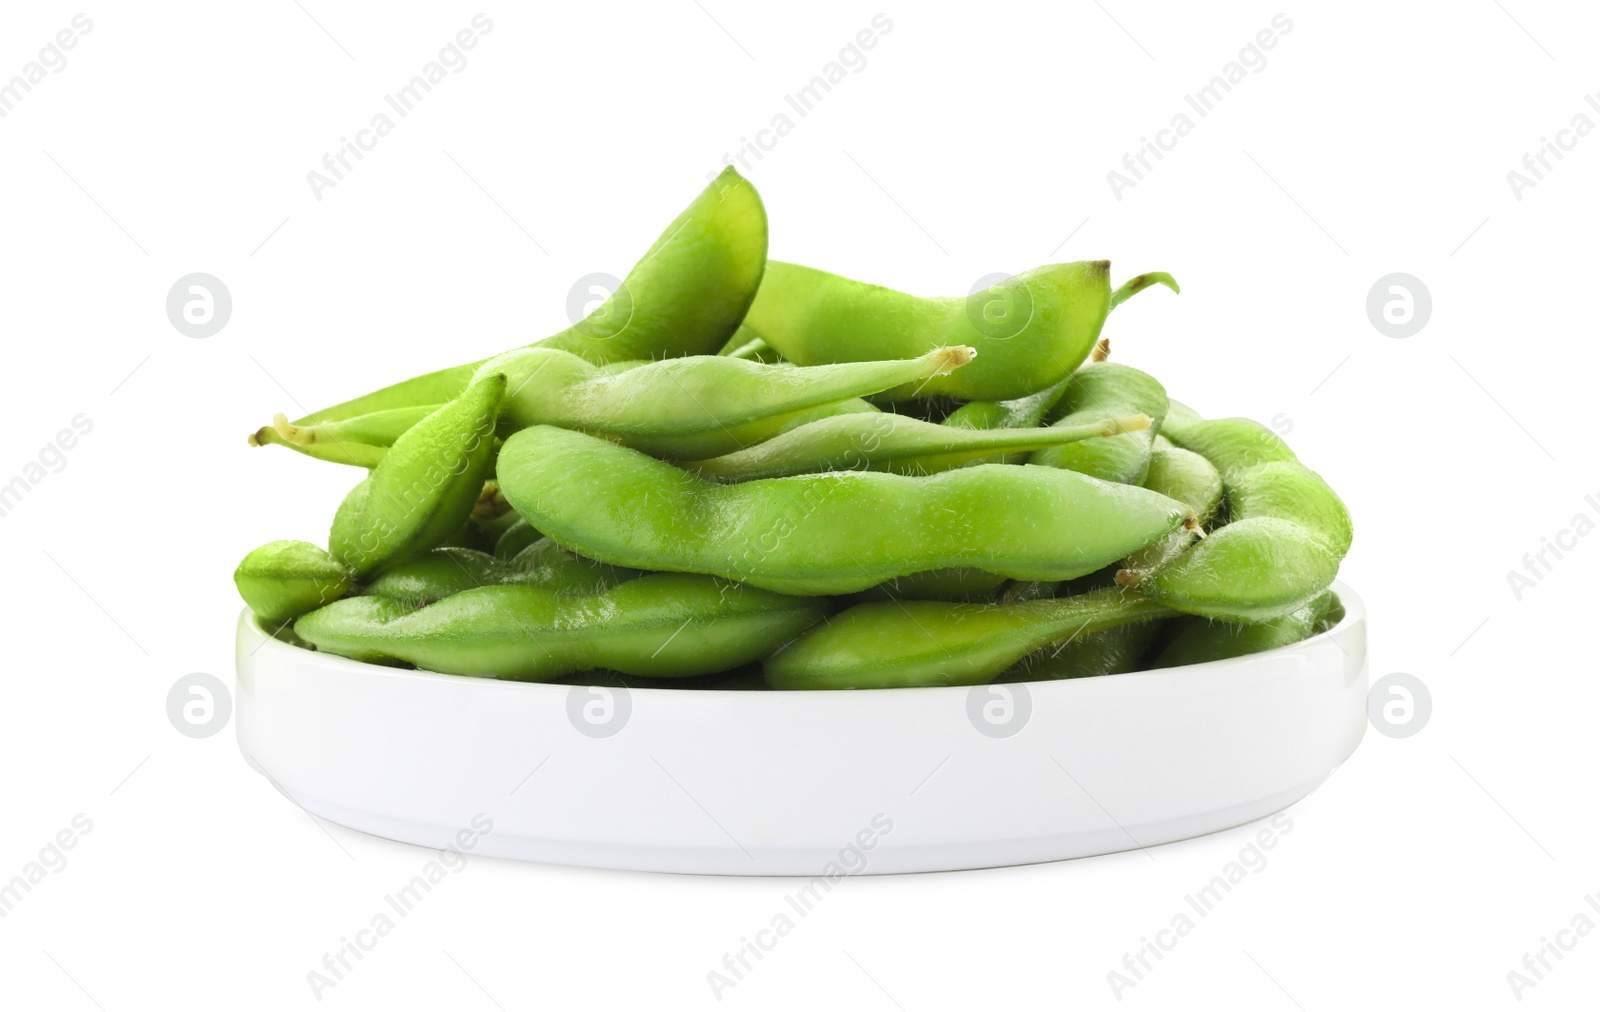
246 413 388 469
1110 271 1180 310
1115 514 1205 587
1090 338 1111 362
929 345 978 375
1099 413 1151 437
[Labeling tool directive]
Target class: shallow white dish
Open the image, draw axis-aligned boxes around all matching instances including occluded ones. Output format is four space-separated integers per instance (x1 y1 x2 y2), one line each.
235 582 1367 876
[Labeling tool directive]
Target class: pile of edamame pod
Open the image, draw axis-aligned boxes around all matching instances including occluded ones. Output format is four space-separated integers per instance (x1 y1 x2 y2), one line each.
235 168 1352 691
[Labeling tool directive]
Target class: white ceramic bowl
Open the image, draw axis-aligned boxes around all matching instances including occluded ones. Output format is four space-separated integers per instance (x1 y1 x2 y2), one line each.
235 582 1367 876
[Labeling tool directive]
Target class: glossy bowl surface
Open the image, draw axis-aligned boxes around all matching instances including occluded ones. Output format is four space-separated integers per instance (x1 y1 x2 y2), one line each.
235 583 1367 875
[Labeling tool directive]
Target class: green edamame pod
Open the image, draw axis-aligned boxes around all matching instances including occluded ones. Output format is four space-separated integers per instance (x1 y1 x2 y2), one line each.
1161 399 1204 438
1146 418 1352 621
540 167 767 364
249 405 440 468
1029 363 1168 485
1313 592 1345 633
849 567 1010 604
496 425 1194 596
764 588 1174 689
721 337 784 363
936 282 1172 440
295 574 827 681
328 374 505 578
933 375 1075 467
772 397 879 436
233 540 354 624
481 345 975 459
360 547 508 604
941 375 1072 430
1113 444 1224 585
747 261 1173 401
995 620 1163 682
362 541 641 603
492 517 543 561
503 537 644 594
290 168 767 426
684 410 1150 481
717 324 762 355
1151 590 1339 668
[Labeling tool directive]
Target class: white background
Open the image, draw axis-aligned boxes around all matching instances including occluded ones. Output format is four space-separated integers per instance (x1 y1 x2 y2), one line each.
1 1 1596 1008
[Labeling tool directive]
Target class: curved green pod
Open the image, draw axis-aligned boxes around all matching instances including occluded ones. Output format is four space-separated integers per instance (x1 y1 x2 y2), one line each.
492 517 543 561
328 374 505 578
764 588 1174 689
233 540 353 624
1145 418 1352 622
772 397 878 435
1151 590 1339 668
361 541 641 604
496 425 1193 596
481 344 975 460
1113 444 1224 585
360 547 509 604
847 567 1010 604
1029 363 1168 484
249 405 438 468
539 167 768 364
295 574 828 681
290 167 768 426
684 410 1149 481
938 373 1074 464
936 274 1176 440
720 336 784 363
747 260 1174 401
995 620 1163 682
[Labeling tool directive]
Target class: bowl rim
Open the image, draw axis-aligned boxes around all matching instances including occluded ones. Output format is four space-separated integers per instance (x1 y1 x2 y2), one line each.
240 580 1363 698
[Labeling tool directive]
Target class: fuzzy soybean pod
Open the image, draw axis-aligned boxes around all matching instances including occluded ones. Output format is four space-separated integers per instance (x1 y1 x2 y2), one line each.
249 404 437 468
496 425 1193 596
288 167 767 427
932 274 1176 436
294 574 828 681
1113 443 1225 585
1151 590 1340 668
361 541 642 604
720 336 784 363
772 398 879 435
328 374 505 578
941 374 1071 431
1029 363 1168 484
481 345 975 460
764 588 1175 689
1143 419 1353 622
994 621 1163 683
684 410 1150 481
234 540 354 625
492 517 543 560
746 261 1175 401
